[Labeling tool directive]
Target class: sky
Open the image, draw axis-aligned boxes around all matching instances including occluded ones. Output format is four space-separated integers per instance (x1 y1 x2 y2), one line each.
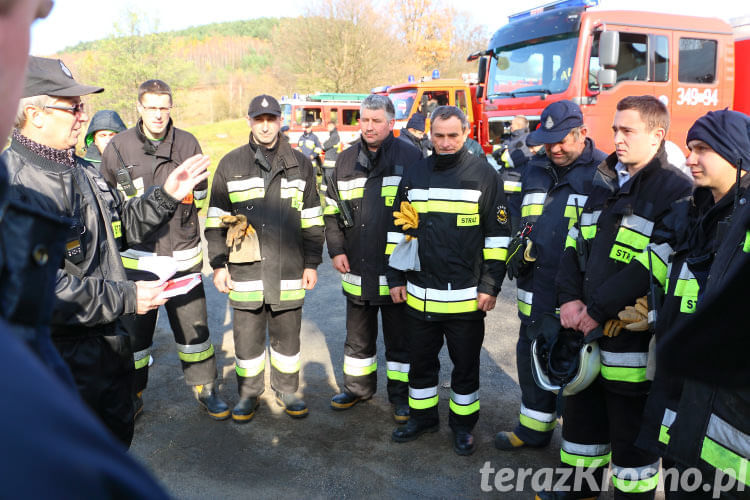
31 0 749 56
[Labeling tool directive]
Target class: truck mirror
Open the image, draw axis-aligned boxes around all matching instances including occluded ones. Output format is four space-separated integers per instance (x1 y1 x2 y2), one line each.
476 86 484 99
598 68 617 89
477 57 487 83
598 31 620 68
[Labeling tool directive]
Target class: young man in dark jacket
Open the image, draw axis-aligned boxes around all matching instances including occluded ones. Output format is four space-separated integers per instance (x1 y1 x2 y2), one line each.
495 100 607 452
206 94 324 422
3 57 209 446
545 96 693 499
83 109 126 167
398 112 431 157
322 119 341 173
324 94 421 421
101 79 227 420
388 106 509 456
635 110 750 498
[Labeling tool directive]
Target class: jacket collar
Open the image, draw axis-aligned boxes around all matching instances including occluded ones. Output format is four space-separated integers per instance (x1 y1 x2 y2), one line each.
593 144 670 197
136 118 175 159
248 133 299 171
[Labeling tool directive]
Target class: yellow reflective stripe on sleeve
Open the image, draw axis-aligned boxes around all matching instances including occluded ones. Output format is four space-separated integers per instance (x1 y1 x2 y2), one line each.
236 352 266 377
270 347 300 374
504 180 522 193
343 355 377 377
341 273 362 296
280 279 305 301
517 288 532 317
565 226 579 250
338 178 367 201
229 280 263 303
700 418 750 486
300 206 324 228
111 220 122 238
600 351 646 383
379 275 390 296
633 243 671 287
614 227 650 250
206 207 230 228
744 231 750 253
227 178 265 203
133 348 151 370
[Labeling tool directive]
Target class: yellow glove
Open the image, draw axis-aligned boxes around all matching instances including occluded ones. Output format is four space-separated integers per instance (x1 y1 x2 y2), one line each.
221 214 254 247
617 295 649 332
393 201 419 241
603 319 625 337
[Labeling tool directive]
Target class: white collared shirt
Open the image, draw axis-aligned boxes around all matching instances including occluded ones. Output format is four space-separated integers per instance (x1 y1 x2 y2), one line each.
614 162 630 188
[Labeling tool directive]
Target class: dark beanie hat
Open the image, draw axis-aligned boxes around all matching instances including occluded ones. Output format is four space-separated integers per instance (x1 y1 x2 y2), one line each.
406 113 426 132
686 109 750 171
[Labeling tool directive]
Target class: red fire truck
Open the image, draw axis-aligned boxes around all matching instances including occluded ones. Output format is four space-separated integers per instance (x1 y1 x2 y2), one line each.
280 93 368 146
467 0 750 156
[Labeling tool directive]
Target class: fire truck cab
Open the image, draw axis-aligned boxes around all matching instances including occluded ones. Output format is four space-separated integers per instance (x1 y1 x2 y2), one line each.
280 93 367 146
471 0 745 155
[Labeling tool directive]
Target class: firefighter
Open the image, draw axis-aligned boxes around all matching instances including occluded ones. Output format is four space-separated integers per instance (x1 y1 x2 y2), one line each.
321 119 342 174
494 116 538 233
634 110 750 497
206 94 324 422
398 112 431 157
324 94 421 421
3 56 210 446
495 100 607 452
388 105 509 456
546 96 693 499
298 121 323 171
101 79 227 421
83 109 126 168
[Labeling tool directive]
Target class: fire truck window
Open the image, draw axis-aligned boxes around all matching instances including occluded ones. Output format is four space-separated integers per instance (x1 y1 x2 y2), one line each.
455 90 468 115
342 109 360 126
654 36 669 83
423 91 449 115
303 107 323 126
678 38 717 84
615 34 648 82
329 109 338 124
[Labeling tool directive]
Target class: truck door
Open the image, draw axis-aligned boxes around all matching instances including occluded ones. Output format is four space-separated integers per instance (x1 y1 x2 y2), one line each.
585 30 656 152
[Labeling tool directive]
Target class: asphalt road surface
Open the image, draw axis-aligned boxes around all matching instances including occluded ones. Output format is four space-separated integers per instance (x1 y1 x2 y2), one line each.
130 227 640 499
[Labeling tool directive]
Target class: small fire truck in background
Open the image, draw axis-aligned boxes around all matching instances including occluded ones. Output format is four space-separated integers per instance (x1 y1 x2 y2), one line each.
280 93 368 146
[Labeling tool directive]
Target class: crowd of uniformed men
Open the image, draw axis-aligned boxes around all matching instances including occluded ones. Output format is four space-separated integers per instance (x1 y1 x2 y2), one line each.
0 5 748 494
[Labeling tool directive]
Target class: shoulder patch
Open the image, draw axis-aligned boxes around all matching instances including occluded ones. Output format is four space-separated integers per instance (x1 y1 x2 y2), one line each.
497 205 509 225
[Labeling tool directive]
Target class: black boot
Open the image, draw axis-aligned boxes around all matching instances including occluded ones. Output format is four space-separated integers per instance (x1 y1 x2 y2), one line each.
392 419 439 443
393 403 410 423
232 397 259 423
193 383 230 420
275 391 308 418
330 391 367 411
453 430 476 456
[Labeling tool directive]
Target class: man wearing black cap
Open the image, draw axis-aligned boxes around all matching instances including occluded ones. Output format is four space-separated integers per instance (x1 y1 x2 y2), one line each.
100 79 227 421
398 112 431 157
543 96 693 499
324 94 421 423
205 94 324 422
634 109 750 498
2 56 210 446
297 121 323 172
494 100 606 453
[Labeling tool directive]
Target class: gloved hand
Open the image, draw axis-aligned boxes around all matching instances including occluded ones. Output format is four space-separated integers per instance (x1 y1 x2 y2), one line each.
393 201 419 241
221 214 255 247
603 319 625 337
506 234 535 280
617 295 649 331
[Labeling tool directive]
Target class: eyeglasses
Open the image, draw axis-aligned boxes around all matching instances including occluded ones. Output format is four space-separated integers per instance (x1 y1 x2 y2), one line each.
44 102 86 116
142 106 172 115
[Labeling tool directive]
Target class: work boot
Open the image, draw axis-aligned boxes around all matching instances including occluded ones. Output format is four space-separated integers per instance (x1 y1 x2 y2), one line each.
134 391 144 420
275 391 308 418
192 383 230 420
393 403 410 423
330 391 367 411
494 431 526 451
453 430 476 456
232 397 259 424
391 419 439 443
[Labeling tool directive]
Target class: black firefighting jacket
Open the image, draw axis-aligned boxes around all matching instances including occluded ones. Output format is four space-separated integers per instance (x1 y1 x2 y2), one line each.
100 119 206 276
205 134 324 312
636 178 749 459
386 146 510 321
324 133 421 305
514 138 606 325
556 147 692 394
2 133 179 332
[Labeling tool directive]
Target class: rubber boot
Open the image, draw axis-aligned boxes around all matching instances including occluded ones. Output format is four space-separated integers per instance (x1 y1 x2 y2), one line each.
193 383 230 420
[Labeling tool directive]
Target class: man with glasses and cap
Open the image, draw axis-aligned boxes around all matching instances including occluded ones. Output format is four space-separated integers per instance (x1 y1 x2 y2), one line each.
2 56 209 446
101 79 227 421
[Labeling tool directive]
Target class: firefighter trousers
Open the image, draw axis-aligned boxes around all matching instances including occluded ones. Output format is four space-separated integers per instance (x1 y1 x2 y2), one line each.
53 327 135 447
233 305 302 398
558 378 659 499
406 314 484 432
342 300 409 405
121 272 217 394
513 323 557 446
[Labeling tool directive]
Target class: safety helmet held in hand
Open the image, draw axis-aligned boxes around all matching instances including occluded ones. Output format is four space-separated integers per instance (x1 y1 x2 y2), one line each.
531 328 600 396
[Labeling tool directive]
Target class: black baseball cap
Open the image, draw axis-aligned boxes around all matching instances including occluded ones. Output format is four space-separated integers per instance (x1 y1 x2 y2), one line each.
248 94 281 118
526 100 583 146
23 56 104 98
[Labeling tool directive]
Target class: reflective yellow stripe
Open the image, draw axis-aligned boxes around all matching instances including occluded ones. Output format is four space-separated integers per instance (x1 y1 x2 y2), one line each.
323 204 339 215
504 181 522 193
612 473 659 493
343 355 377 377
483 248 507 260
519 414 556 432
521 204 543 217
387 370 408 382
381 185 398 197
517 288 532 317
229 290 264 302
560 450 611 468
133 349 151 370
614 227 650 250
406 295 477 314
450 399 480 415
411 200 479 214
236 353 265 377
280 289 305 301
229 188 265 203
600 365 646 383
178 344 214 363
340 188 364 200
409 395 438 410
581 226 597 239
205 217 223 228
270 348 300 374
744 231 750 253
112 220 122 238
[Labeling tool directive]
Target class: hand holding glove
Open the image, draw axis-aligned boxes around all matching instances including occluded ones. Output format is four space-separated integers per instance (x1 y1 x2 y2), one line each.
604 296 650 337
393 201 419 241
506 225 536 280
221 214 254 247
